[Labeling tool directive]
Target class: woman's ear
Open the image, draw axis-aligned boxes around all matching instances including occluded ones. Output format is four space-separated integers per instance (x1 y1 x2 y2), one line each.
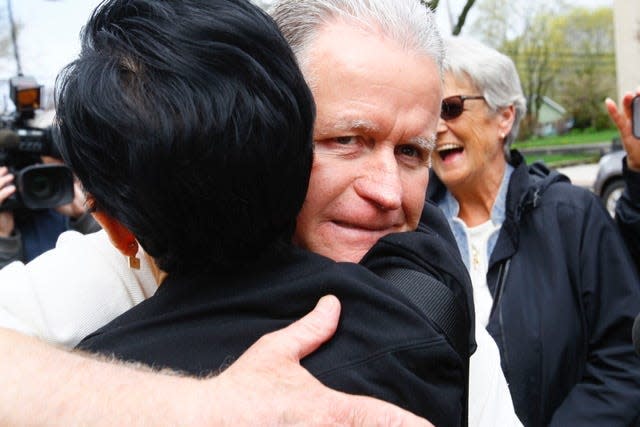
498 104 516 138
92 211 139 268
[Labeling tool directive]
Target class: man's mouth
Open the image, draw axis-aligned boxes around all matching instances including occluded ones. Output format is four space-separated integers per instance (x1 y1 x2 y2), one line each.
332 220 394 233
436 143 464 162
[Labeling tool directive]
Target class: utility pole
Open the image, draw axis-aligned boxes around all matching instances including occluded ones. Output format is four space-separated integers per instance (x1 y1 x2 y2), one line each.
7 0 22 75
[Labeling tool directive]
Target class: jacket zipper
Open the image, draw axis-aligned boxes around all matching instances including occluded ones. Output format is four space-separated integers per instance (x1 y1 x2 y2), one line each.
492 259 511 374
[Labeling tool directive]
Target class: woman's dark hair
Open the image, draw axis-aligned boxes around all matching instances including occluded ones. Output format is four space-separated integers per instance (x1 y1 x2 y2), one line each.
55 0 315 274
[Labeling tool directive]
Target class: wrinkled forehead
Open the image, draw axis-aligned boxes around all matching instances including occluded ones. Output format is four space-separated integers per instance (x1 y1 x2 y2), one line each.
300 16 441 89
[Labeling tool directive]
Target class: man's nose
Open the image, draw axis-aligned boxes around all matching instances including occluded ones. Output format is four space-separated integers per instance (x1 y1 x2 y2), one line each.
353 151 402 210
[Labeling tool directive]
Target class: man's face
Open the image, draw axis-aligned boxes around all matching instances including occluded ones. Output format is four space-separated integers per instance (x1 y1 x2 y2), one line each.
293 21 442 263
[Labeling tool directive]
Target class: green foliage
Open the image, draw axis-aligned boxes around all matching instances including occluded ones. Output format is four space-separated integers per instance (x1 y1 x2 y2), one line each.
469 4 615 136
419 0 438 11
524 153 600 167
516 128 617 167
550 8 615 131
514 128 618 148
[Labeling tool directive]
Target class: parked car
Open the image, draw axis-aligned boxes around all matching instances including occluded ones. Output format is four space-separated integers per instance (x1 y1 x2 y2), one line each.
593 149 625 217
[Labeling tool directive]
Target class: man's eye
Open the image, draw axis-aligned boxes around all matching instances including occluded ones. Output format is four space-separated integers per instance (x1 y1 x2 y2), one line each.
396 144 430 167
396 145 420 158
335 136 357 145
313 135 364 158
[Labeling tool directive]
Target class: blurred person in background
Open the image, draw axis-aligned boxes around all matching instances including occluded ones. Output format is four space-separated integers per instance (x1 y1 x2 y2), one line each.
0 162 98 268
605 89 640 273
427 36 640 426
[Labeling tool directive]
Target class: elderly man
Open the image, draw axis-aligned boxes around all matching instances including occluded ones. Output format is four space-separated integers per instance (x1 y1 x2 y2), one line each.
0 0 517 425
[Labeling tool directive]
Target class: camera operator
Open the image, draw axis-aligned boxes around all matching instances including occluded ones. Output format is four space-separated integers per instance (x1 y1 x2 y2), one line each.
0 162 99 268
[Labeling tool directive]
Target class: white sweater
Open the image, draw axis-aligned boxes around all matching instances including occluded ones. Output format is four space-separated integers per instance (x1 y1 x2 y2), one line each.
0 230 157 347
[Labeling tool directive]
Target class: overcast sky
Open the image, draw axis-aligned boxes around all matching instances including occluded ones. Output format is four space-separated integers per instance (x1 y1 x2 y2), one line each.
0 0 614 98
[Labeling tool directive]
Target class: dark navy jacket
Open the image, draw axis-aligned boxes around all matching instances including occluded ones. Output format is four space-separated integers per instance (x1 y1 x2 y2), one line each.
428 150 640 426
0 209 100 268
617 157 640 275
78 207 475 427
0 209 68 268
16 209 69 263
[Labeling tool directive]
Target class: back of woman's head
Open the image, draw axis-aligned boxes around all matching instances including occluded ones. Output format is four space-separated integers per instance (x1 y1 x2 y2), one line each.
55 0 315 274
444 36 526 153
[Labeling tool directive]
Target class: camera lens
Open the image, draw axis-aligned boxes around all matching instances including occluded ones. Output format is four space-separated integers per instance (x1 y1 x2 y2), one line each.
17 164 74 209
26 174 55 200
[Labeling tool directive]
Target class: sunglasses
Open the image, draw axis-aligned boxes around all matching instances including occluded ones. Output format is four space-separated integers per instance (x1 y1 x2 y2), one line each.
440 95 485 121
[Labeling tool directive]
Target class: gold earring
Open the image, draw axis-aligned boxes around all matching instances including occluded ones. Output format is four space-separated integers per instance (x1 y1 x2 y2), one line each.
128 255 141 270
127 241 140 270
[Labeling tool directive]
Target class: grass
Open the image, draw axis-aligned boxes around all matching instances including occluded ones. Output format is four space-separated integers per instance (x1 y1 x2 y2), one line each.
525 153 601 167
513 129 619 149
513 128 619 167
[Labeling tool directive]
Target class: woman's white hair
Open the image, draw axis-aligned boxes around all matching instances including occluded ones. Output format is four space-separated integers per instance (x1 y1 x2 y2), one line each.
270 0 445 88
444 36 527 158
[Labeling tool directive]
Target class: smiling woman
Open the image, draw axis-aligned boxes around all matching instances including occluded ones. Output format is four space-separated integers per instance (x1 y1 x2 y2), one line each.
427 36 640 426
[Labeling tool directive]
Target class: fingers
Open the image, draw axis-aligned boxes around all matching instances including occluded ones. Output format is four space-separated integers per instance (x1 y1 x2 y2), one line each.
605 98 628 135
608 91 640 171
257 295 341 361
0 167 16 204
622 91 637 118
56 181 88 218
0 211 14 237
337 393 434 427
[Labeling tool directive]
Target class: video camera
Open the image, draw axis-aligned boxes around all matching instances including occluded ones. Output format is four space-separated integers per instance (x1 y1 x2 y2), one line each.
0 75 73 211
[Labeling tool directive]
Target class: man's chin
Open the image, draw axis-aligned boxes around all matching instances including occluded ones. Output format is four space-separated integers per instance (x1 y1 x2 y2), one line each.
324 247 369 263
314 238 381 263
296 222 399 263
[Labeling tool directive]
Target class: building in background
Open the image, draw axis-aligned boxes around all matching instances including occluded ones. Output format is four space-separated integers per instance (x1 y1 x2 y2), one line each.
534 96 573 137
612 0 640 100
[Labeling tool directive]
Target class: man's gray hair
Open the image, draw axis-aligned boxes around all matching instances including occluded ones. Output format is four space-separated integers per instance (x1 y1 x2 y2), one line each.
444 36 527 158
270 0 444 87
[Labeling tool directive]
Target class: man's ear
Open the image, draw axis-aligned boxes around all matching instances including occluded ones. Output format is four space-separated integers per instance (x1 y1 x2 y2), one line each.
91 211 138 257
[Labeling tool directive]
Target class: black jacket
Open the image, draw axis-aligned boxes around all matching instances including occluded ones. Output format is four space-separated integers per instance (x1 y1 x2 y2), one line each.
428 150 640 426
617 156 640 275
78 206 474 427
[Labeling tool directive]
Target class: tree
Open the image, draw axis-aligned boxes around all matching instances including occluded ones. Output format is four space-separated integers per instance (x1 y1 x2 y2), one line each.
503 8 559 139
548 8 615 130
0 0 23 75
420 0 477 35
469 3 615 137
0 8 12 58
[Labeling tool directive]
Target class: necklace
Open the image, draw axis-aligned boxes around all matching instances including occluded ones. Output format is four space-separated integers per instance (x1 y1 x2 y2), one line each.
471 243 480 270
